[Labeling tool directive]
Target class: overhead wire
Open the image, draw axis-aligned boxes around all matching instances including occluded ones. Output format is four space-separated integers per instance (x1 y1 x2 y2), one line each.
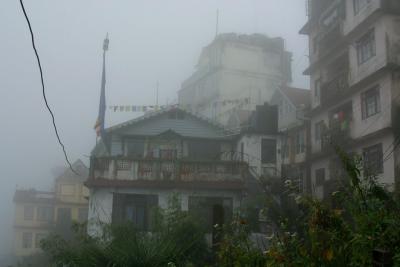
18 0 77 175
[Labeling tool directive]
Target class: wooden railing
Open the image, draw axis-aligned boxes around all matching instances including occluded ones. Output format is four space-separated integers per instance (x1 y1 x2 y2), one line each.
91 157 247 182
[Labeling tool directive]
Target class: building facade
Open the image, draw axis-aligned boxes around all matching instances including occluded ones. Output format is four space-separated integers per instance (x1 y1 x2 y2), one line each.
86 107 257 238
178 33 292 125
301 0 400 198
270 86 311 193
232 103 280 179
13 160 89 258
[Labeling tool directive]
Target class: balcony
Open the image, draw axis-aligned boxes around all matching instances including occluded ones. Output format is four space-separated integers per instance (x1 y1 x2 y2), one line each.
321 107 353 154
90 157 247 184
320 70 349 107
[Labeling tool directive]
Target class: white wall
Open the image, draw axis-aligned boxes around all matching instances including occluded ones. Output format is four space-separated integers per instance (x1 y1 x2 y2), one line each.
343 0 381 35
350 74 393 138
236 134 280 178
349 17 390 85
179 39 287 125
270 90 299 131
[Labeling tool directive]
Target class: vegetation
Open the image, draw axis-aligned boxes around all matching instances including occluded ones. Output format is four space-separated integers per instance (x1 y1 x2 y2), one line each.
38 152 400 266
216 151 400 266
41 195 209 267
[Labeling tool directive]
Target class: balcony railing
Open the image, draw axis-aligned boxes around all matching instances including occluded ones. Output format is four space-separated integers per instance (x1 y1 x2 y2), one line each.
91 157 247 182
321 71 349 107
321 119 352 153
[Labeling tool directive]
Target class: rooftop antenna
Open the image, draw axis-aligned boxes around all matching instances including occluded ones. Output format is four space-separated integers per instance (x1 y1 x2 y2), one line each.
215 9 219 38
156 81 159 110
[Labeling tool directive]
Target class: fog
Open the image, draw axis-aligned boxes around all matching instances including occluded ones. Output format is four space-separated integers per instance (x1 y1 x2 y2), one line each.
0 0 308 256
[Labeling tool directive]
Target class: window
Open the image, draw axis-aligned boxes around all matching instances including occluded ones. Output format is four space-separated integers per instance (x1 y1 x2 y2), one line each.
315 121 324 142
126 139 145 158
24 206 34 221
281 137 290 159
35 233 47 248
314 79 321 101
240 142 244 161
361 87 380 119
78 208 88 222
353 0 371 15
356 30 375 65
278 100 283 117
313 36 318 54
315 168 325 187
112 194 158 231
37 206 53 222
22 232 32 249
363 143 383 174
57 208 72 222
261 139 276 163
296 130 305 154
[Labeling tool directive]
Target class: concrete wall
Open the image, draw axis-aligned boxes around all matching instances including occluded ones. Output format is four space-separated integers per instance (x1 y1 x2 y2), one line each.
351 74 393 138
236 134 280 178
349 17 390 85
343 0 382 35
179 37 288 125
270 90 294 130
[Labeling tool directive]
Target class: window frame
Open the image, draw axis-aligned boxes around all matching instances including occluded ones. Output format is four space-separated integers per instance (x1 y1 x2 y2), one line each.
37 206 53 222
361 86 380 119
24 206 34 221
363 143 383 174
35 233 47 248
22 232 33 249
356 29 376 65
314 79 321 98
295 130 305 155
261 138 277 164
315 121 324 142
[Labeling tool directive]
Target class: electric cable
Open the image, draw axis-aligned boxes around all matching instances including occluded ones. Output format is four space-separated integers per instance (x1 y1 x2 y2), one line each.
19 0 77 175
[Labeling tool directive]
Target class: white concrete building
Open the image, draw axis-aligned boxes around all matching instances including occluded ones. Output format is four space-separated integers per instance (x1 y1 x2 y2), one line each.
178 33 292 125
301 0 400 199
86 107 257 237
232 103 280 179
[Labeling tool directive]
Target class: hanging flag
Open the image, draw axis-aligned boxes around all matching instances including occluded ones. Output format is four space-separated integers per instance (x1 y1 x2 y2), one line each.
94 35 109 138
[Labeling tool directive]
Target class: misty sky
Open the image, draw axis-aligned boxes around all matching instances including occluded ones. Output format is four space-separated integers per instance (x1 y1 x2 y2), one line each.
0 0 308 255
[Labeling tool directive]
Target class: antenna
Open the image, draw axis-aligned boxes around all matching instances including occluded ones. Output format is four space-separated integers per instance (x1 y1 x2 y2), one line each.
156 81 159 109
215 9 219 38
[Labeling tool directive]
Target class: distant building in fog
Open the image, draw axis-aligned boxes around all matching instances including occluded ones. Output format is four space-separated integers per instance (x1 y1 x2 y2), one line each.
178 33 292 125
13 160 88 260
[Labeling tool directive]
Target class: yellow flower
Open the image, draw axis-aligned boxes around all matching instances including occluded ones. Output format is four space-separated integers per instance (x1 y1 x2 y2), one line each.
333 209 343 216
324 248 334 261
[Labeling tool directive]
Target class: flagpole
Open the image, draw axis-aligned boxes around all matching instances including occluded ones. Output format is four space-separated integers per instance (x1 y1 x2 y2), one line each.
95 34 109 140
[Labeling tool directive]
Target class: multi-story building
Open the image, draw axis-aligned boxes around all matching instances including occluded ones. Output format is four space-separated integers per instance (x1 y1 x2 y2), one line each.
86 107 260 239
270 86 311 193
13 160 89 259
178 33 292 125
301 0 400 198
